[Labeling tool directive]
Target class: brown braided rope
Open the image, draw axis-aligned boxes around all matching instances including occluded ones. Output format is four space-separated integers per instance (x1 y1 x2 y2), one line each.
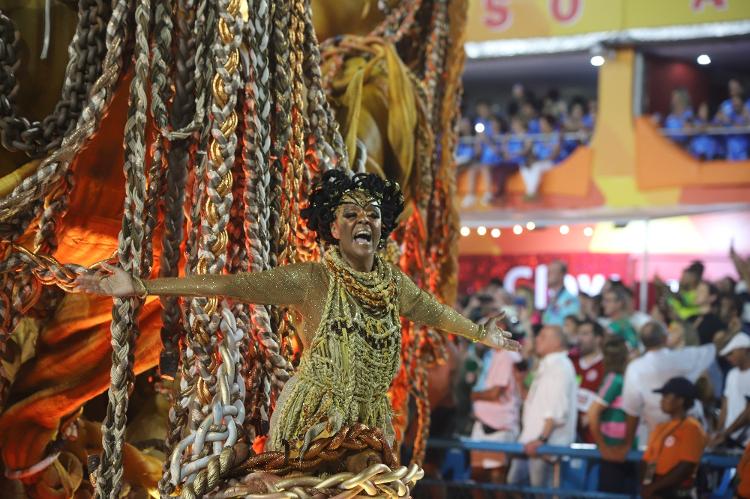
215 425 422 498
216 462 423 498
231 424 398 477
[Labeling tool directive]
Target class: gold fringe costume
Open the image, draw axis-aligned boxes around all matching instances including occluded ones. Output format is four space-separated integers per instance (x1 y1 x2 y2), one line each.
140 248 481 451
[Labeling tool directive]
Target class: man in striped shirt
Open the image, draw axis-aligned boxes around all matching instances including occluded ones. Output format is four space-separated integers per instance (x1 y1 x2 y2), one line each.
588 336 637 494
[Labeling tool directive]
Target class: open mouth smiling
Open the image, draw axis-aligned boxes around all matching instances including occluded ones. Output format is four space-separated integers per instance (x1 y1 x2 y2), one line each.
353 227 372 245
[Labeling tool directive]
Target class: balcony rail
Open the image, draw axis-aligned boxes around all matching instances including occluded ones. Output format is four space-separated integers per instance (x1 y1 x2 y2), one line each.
455 125 750 143
660 125 750 137
415 437 742 499
457 131 592 144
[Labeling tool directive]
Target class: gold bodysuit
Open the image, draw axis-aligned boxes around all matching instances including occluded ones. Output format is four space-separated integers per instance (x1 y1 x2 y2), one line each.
142 249 481 451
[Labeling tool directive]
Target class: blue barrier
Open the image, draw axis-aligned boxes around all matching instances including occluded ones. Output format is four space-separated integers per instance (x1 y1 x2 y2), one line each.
428 438 742 468
420 438 742 498
418 479 634 499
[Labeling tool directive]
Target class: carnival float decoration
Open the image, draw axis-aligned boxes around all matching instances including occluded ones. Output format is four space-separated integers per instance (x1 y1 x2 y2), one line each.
0 0 468 496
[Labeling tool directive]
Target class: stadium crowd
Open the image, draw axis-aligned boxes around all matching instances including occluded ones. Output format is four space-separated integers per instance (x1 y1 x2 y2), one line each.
659 78 750 162
458 85 596 206
423 246 750 498
458 77 750 208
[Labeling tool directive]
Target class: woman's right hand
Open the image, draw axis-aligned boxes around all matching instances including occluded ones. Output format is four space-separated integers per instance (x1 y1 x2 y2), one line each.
75 262 137 297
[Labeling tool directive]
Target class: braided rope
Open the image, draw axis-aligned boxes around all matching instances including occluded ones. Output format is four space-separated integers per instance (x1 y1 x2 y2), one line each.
140 0 172 277
248 0 291 395
0 0 111 157
267 0 298 365
287 0 315 264
157 0 191 381
168 0 246 491
0 244 92 411
269 0 291 268
94 0 151 496
238 4 280 436
218 425 422 498
157 2 214 496
0 0 130 434
215 463 423 499
300 0 346 170
169 6 216 488
0 0 131 238
370 0 423 43
234 424 398 476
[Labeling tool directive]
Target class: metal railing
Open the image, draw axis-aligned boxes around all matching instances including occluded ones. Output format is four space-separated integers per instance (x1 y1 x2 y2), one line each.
458 131 592 144
413 438 742 498
660 125 750 137
456 125 750 142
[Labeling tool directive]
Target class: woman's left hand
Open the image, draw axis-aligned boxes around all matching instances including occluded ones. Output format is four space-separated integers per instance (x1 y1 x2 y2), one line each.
481 312 521 352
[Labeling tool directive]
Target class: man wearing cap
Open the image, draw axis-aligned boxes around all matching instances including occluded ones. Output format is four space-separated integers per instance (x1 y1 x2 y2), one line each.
710 332 750 449
640 377 707 499
611 321 716 460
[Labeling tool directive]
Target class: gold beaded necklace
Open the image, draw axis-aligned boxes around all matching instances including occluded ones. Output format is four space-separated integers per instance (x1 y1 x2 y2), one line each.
323 248 398 315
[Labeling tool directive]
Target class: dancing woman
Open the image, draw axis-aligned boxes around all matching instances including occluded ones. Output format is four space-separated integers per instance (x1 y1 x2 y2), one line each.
76 170 519 453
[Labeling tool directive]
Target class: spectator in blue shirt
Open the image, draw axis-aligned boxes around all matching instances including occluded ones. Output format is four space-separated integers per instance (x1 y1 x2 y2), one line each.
718 79 746 120
689 102 720 161
503 115 530 166
521 100 541 134
664 88 693 146
473 100 492 134
543 260 581 326
462 116 503 207
717 95 750 161
531 115 561 162
562 100 589 158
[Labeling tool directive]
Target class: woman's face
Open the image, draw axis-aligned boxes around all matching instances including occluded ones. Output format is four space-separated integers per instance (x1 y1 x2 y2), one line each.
330 196 382 265
659 393 684 416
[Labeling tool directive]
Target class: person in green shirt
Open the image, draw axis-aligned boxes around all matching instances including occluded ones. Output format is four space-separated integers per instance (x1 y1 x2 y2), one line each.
588 336 637 494
602 286 639 350
659 261 704 320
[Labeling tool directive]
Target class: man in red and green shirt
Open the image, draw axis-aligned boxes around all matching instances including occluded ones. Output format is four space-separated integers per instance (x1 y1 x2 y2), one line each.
588 336 637 494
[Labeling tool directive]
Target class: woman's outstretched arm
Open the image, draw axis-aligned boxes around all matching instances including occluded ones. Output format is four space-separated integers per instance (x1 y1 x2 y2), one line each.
395 267 520 351
76 261 321 306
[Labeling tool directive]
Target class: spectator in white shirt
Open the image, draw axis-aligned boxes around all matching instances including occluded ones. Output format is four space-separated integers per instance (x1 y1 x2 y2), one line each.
603 321 716 462
710 333 750 449
507 325 578 489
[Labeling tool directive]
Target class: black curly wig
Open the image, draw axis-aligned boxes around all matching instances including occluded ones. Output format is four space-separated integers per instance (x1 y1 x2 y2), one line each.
301 169 404 247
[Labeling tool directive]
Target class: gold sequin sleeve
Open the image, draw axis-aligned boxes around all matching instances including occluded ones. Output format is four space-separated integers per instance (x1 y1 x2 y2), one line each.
141 262 322 306
395 267 481 341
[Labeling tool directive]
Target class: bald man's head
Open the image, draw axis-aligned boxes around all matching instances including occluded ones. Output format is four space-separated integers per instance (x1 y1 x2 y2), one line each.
640 321 667 350
535 324 567 357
